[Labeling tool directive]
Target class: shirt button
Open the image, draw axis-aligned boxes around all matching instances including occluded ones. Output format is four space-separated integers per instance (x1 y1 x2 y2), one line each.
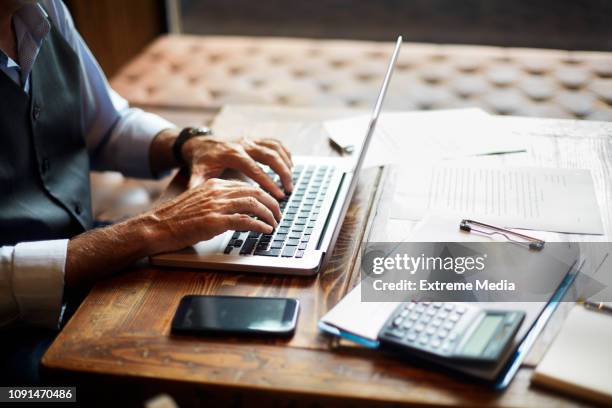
32 105 41 121
41 157 50 174
74 203 82 215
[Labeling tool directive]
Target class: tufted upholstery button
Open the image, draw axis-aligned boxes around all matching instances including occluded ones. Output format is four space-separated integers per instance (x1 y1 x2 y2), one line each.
451 75 488 98
555 67 590 89
420 64 452 84
520 57 553 75
592 59 612 77
558 91 596 117
485 89 527 115
519 77 556 101
487 64 520 87
590 79 612 104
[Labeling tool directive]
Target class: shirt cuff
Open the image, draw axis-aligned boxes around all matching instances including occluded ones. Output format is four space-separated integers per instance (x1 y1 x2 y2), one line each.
12 240 68 329
110 108 176 178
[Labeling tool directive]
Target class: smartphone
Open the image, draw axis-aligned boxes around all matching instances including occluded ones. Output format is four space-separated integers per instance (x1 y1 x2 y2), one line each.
171 295 299 337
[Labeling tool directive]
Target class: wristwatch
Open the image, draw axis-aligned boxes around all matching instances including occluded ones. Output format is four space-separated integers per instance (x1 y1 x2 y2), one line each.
172 126 214 167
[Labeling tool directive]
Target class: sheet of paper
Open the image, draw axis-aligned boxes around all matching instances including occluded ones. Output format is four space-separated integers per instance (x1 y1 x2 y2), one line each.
320 283 399 342
324 109 528 168
390 165 604 235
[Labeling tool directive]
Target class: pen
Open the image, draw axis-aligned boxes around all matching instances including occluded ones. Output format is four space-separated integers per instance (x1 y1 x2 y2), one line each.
328 138 354 156
581 300 612 315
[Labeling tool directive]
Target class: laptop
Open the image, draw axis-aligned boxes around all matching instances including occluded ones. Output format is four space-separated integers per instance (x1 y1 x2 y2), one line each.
151 36 402 275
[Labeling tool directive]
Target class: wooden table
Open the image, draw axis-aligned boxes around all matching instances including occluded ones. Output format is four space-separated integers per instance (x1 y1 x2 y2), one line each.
42 106 609 407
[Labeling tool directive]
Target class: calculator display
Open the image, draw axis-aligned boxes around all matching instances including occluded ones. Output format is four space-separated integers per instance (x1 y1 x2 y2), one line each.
460 315 503 356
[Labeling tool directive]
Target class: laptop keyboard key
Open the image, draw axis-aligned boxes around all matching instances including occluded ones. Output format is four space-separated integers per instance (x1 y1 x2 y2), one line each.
239 238 258 255
286 239 299 246
270 241 284 249
295 250 305 258
224 245 233 254
282 246 297 257
233 239 243 247
298 242 307 250
254 249 281 257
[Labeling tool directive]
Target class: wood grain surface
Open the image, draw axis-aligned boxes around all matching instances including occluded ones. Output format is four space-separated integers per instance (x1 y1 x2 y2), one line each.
42 106 608 407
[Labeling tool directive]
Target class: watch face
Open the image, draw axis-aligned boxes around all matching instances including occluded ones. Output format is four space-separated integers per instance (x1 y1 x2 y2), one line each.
189 127 212 136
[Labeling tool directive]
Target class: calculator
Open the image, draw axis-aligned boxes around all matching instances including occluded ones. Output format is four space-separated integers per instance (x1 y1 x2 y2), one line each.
378 302 525 363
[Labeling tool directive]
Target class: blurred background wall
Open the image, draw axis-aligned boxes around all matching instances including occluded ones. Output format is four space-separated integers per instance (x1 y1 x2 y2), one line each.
64 0 612 77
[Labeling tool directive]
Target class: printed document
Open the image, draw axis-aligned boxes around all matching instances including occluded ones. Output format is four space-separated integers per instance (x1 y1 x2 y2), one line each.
390 165 604 234
324 109 528 168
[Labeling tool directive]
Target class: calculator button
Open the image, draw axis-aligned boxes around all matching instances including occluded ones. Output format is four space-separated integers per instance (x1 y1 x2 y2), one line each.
393 317 404 326
437 328 449 338
448 332 458 341
406 332 417 342
438 311 449 319
414 323 425 333
426 326 436 335
431 338 441 349
443 321 454 330
406 303 416 310
449 313 460 322
385 329 406 339
426 308 437 316
444 304 455 311
456 305 467 314
431 318 442 327
415 305 426 313
433 302 443 308
400 310 409 317
409 312 420 321
402 320 414 330
418 335 430 345
420 315 431 323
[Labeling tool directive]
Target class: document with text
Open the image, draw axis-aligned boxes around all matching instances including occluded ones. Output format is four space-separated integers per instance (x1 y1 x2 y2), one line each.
390 165 604 234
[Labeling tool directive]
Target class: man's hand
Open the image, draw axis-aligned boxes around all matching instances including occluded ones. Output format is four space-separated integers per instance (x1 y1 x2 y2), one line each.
144 178 281 253
66 178 280 289
149 128 293 199
182 136 293 199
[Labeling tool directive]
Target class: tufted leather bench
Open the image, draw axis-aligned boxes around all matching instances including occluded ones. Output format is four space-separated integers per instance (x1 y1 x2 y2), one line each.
111 35 612 121
93 34 612 222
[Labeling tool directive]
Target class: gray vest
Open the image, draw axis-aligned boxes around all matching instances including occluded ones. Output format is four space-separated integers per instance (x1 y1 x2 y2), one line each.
0 22 93 246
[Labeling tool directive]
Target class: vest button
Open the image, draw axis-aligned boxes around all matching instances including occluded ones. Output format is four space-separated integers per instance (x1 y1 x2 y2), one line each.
74 203 82 215
32 105 41 121
41 158 50 174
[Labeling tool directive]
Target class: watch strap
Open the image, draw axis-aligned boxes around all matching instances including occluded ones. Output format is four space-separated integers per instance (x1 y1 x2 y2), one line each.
172 126 213 167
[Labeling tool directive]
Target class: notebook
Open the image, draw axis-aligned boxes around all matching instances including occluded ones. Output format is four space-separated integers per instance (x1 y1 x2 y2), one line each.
532 305 612 405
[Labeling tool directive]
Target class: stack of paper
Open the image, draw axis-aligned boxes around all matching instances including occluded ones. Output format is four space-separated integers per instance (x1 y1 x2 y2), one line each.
324 108 528 168
325 108 604 236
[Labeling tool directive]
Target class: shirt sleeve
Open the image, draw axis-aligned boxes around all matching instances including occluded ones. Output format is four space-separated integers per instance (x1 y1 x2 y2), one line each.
0 240 68 329
44 0 176 178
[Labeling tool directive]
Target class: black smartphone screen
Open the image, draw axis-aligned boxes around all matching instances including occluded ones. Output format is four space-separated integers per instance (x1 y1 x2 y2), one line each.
171 295 299 336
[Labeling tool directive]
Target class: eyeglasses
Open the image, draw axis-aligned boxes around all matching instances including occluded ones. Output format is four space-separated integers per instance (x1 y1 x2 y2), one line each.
459 219 545 250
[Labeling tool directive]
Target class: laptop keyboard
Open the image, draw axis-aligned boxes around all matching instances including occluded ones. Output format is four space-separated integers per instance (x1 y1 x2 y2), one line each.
224 164 336 258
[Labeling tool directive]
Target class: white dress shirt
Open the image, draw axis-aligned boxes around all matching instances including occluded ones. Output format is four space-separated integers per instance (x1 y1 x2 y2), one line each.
0 1 175 329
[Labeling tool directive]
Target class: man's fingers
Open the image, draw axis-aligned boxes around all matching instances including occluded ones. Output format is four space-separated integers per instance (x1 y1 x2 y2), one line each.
224 214 274 235
226 187 281 221
256 139 293 169
247 146 293 193
231 153 285 199
224 197 278 228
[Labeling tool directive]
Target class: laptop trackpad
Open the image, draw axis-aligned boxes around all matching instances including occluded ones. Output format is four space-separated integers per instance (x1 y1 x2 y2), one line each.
193 231 229 254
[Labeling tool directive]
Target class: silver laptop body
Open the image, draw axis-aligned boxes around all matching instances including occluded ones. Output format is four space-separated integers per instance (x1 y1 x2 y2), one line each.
151 37 402 275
